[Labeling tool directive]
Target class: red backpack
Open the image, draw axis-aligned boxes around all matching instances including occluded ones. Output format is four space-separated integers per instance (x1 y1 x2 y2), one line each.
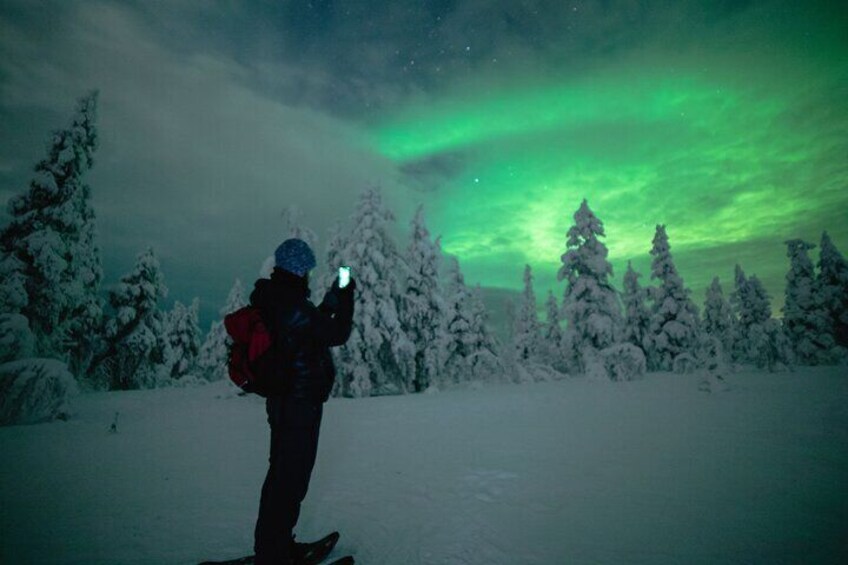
223 306 275 396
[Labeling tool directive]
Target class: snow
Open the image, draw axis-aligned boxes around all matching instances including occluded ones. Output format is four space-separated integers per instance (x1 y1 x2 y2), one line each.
1 368 846 564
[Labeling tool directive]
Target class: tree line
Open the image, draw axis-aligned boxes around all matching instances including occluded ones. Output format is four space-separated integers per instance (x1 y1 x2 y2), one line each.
1 93 846 421
509 199 847 380
0 93 501 401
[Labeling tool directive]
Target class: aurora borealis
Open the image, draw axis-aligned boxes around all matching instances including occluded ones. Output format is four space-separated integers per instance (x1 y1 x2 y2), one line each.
366 6 847 310
1 0 846 324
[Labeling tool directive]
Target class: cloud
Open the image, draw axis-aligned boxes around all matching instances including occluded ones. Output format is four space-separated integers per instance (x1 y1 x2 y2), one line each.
0 1 398 319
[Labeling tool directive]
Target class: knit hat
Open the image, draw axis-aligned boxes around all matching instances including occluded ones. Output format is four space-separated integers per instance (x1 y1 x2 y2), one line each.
274 238 316 277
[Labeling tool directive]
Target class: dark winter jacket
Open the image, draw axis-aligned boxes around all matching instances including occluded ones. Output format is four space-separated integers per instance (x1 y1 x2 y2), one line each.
250 268 354 403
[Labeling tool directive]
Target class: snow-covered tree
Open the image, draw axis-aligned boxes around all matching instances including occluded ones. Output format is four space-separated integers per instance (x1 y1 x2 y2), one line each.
557 199 622 372
197 279 246 382
646 225 700 371
512 265 543 363
0 359 78 425
0 92 103 372
441 257 501 384
542 290 566 370
598 343 646 382
399 206 445 392
161 298 201 380
621 261 651 357
731 264 789 370
334 188 413 397
702 277 734 363
783 239 834 365
97 247 168 390
817 231 848 350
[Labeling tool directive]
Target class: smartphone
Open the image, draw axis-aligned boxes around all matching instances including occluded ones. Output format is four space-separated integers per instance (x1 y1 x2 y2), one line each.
338 266 351 289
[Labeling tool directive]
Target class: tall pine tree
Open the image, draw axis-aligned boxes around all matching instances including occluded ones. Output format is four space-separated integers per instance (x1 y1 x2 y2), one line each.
399 206 445 392
783 239 834 364
441 257 501 384
731 264 789 369
334 188 413 397
557 199 621 372
99 247 168 390
647 225 700 371
0 92 103 373
161 298 202 380
818 231 848 349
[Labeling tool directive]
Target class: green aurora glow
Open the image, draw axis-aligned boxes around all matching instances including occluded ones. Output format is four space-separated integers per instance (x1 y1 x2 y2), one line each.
369 47 847 313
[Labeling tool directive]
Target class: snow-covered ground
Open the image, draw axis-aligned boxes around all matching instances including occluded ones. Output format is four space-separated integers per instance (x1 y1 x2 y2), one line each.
1 368 846 565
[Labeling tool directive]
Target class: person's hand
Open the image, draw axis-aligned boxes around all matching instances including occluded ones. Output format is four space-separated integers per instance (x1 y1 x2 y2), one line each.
340 276 356 293
331 275 356 292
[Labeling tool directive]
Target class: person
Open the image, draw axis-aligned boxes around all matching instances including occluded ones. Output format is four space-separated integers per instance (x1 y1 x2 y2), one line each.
250 238 355 565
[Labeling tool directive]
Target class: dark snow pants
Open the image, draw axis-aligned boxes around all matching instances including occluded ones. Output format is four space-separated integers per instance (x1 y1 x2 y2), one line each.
254 395 323 564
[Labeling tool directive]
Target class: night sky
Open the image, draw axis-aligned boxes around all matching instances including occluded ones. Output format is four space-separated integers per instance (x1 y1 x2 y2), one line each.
1 1 846 328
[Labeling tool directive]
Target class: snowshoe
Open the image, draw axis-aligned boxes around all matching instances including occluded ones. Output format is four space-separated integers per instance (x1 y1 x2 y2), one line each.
199 531 340 565
198 556 253 565
294 531 340 565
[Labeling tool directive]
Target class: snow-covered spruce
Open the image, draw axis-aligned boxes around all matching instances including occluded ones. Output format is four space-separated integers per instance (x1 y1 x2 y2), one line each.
95 247 169 390
160 298 202 381
0 358 78 425
557 199 622 374
398 206 446 392
696 334 732 393
333 187 414 397
646 224 701 372
197 279 246 382
817 231 848 352
601 343 646 381
731 264 791 370
441 257 502 385
0 92 103 374
783 239 836 365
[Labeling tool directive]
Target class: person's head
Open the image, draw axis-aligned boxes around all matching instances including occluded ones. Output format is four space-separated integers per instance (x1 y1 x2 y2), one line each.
274 238 316 279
